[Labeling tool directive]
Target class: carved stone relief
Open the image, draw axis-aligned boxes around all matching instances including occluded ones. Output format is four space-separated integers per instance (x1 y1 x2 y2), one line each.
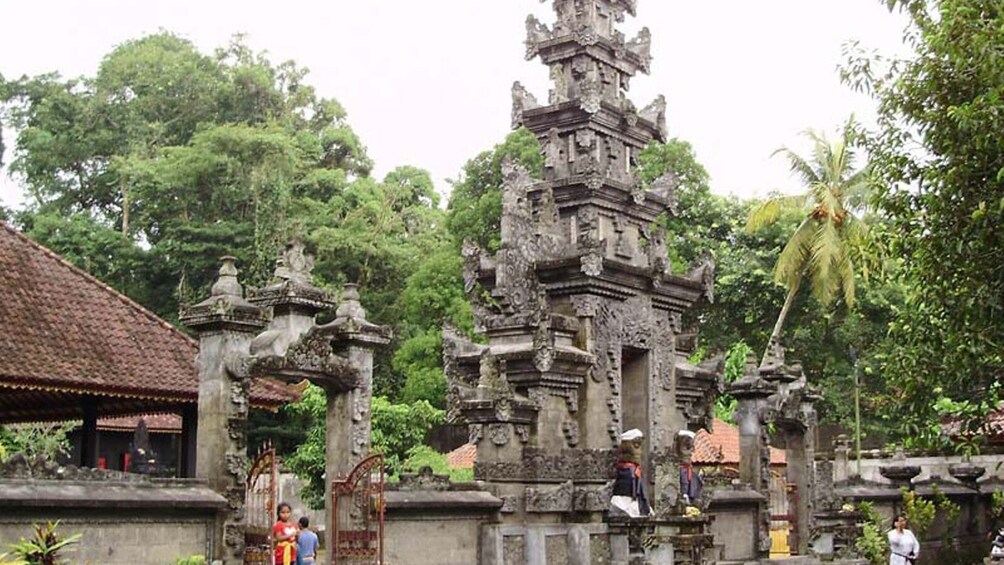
526 480 574 513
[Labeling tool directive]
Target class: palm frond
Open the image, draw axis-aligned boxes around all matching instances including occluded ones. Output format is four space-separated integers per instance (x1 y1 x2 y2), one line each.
746 194 807 233
809 219 843 306
774 218 815 288
772 145 821 187
836 248 857 308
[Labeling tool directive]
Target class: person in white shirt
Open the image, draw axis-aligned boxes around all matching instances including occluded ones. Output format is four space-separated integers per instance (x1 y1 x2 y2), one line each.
888 514 920 565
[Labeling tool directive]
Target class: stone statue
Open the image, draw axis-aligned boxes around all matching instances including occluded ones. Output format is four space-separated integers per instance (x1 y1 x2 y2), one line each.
677 430 704 504
129 418 163 475
610 428 651 517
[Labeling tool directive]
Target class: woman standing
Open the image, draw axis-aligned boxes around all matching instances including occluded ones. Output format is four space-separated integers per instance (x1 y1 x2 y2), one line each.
888 514 920 565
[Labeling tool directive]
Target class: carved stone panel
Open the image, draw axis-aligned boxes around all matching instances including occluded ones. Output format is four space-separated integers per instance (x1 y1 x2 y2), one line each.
526 480 574 513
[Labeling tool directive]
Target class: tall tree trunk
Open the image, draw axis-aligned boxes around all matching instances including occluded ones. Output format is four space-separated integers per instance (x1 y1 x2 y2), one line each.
121 180 130 235
761 278 801 367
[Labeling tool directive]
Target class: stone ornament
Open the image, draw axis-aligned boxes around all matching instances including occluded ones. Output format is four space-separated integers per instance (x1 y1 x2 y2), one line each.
525 15 553 60
526 480 574 513
511 81 541 128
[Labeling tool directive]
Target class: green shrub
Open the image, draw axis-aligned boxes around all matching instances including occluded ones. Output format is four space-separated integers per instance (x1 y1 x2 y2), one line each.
855 501 888 565
902 488 936 538
5 521 81 565
400 445 474 482
173 556 207 565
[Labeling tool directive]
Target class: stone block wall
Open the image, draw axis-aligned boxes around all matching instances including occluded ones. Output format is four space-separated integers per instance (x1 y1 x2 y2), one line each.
383 488 501 565
0 517 211 564
384 519 482 565
0 475 225 565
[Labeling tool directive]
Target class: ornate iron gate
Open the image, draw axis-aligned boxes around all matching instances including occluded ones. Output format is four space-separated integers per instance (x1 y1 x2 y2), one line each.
244 443 278 565
331 454 385 565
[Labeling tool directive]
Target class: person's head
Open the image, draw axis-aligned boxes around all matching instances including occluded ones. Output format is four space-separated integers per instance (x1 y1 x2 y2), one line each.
894 514 908 531
298 516 310 529
277 502 292 522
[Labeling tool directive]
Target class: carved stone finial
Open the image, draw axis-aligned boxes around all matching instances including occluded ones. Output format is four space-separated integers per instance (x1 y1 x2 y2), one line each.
211 256 243 298
648 173 680 214
627 27 652 73
512 81 541 129
335 283 366 319
525 15 552 60
685 255 716 304
640 95 668 139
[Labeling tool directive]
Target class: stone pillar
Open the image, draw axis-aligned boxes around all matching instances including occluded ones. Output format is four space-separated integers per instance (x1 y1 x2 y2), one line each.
320 283 389 544
180 257 268 565
728 356 775 559
179 404 198 478
834 434 851 483
784 423 816 555
79 395 99 468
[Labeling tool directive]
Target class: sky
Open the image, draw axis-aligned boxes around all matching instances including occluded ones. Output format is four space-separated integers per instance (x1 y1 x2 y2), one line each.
0 0 910 210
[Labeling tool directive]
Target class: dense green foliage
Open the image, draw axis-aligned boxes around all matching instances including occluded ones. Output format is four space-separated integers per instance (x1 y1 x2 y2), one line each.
842 0 1004 441
0 424 75 462
283 386 444 508
0 32 396 321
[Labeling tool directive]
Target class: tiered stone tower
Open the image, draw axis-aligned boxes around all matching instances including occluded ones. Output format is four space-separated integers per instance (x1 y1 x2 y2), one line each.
445 1 722 562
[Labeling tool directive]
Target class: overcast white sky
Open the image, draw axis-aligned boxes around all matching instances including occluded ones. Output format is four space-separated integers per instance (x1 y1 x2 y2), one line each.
0 0 909 210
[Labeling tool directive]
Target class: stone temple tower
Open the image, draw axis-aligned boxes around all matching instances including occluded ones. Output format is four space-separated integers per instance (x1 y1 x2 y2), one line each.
445 0 722 560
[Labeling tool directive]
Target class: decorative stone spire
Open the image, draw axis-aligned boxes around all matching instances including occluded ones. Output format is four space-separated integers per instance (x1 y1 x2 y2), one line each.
335 283 366 320
210 256 243 299
180 257 268 333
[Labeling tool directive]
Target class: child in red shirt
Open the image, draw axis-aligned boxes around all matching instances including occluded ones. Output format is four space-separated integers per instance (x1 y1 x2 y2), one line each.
272 502 299 565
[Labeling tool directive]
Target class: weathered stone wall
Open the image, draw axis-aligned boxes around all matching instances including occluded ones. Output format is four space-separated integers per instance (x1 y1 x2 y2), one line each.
383 488 501 565
383 519 482 565
0 516 211 564
0 470 225 565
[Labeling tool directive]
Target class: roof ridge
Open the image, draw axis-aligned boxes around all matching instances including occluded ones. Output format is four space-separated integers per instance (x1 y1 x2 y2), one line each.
1 220 197 347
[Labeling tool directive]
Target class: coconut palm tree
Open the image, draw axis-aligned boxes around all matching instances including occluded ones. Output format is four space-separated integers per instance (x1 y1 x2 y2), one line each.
747 122 872 367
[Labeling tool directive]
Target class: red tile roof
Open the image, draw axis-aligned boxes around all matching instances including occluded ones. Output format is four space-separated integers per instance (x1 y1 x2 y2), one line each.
0 222 296 416
695 418 786 466
446 443 477 469
445 418 786 470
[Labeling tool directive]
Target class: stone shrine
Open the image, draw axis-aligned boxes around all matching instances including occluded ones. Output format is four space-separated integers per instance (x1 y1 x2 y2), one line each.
443 0 722 562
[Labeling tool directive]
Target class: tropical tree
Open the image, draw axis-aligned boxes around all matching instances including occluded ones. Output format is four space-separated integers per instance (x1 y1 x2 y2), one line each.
746 123 872 365
839 0 1004 440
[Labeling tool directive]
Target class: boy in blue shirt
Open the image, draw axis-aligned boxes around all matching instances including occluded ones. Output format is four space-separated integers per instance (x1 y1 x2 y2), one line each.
296 516 319 565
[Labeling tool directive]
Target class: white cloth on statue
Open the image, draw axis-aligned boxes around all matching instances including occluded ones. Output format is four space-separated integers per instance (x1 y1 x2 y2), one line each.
887 528 919 565
610 495 642 517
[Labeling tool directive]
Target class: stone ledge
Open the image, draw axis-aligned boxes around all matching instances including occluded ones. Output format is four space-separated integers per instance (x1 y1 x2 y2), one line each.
709 488 767 505
384 490 503 514
0 481 227 510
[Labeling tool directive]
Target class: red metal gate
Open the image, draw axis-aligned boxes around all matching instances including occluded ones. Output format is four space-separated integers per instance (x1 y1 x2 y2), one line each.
331 454 385 565
245 443 278 565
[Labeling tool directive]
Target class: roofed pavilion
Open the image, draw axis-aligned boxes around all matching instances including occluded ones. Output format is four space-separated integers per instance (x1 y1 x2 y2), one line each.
0 221 296 474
